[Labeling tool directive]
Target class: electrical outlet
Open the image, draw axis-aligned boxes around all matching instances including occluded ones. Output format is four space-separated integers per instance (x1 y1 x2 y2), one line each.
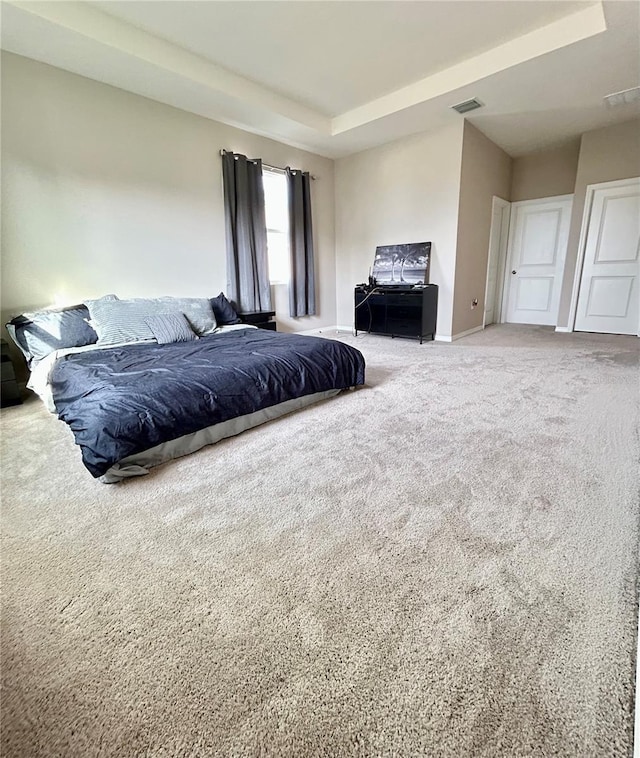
471 298 478 309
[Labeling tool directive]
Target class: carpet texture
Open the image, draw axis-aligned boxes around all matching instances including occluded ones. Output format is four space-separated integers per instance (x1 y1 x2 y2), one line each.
1 325 638 757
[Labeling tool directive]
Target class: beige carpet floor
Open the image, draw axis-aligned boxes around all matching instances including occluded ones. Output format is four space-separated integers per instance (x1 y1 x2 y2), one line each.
1 324 638 757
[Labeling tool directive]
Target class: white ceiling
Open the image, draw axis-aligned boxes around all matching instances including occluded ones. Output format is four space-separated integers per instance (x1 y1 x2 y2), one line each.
2 1 639 158
89 0 591 116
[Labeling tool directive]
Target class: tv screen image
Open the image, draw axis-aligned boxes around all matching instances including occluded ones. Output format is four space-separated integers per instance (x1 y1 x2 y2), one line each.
372 242 431 285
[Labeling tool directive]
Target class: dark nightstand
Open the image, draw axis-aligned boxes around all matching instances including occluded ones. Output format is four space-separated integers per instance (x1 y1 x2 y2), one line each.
239 310 277 331
1 340 22 407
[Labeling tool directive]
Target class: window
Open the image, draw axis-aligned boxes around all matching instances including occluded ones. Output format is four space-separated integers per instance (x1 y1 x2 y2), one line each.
262 168 290 284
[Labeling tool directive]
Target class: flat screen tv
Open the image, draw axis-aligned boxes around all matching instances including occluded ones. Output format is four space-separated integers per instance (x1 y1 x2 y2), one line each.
372 242 431 285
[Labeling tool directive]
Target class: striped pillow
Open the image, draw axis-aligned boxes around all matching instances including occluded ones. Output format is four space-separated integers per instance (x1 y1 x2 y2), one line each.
85 297 216 345
145 313 197 344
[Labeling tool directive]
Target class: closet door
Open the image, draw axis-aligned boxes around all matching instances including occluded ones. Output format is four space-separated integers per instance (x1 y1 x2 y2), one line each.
503 196 573 325
574 178 640 335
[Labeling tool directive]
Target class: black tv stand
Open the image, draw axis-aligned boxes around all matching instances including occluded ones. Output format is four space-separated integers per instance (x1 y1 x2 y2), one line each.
354 285 438 344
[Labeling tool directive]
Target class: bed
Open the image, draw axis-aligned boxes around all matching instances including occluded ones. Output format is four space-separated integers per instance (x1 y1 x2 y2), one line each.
7 294 365 482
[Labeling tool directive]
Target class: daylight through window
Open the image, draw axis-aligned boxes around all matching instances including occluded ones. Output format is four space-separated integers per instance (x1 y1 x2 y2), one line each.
262 168 290 284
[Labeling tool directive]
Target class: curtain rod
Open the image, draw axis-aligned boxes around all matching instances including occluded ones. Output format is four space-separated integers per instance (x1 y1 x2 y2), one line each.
220 149 316 179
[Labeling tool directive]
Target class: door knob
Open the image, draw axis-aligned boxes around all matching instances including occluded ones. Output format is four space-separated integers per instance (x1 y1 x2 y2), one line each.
511 270 517 275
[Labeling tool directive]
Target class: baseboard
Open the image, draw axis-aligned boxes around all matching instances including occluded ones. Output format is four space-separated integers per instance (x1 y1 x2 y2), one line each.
303 325 485 342
555 326 572 333
436 325 484 342
296 325 352 336
301 326 449 340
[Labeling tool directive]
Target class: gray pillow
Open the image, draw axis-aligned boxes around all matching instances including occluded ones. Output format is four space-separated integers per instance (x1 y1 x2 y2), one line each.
153 297 217 334
145 313 198 344
6 304 98 367
85 297 216 346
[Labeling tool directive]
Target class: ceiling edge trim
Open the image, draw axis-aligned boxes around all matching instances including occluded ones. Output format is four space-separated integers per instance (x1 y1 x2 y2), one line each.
5 0 332 135
331 2 607 135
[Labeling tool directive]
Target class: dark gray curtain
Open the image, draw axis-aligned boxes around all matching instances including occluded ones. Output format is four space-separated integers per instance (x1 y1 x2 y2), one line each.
286 168 316 318
222 151 272 312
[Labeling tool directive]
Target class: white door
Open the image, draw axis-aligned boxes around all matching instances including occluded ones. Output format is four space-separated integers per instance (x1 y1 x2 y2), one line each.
484 197 511 326
503 196 573 325
574 178 640 335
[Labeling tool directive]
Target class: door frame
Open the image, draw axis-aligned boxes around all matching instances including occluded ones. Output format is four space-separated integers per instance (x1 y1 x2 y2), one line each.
500 194 574 325
566 176 640 334
483 196 511 327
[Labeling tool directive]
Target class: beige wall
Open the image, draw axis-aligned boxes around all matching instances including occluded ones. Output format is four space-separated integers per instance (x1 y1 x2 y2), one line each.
334 123 464 338
511 140 580 202
0 52 335 335
453 122 512 336
557 119 640 327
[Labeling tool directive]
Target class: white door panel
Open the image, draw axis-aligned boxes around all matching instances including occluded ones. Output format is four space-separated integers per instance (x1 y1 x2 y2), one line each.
504 196 572 325
520 210 562 265
574 179 640 335
516 276 554 311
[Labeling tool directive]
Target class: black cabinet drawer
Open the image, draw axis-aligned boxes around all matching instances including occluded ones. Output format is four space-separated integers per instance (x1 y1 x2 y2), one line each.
1 380 21 405
1 359 16 382
0 340 22 407
387 319 420 336
383 293 422 307
386 305 421 321
355 303 385 332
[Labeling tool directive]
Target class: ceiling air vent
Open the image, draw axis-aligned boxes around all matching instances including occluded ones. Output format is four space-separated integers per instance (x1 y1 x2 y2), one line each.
451 98 484 115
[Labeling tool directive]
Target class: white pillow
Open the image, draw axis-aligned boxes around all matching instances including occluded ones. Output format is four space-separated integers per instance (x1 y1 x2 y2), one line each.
85 297 216 346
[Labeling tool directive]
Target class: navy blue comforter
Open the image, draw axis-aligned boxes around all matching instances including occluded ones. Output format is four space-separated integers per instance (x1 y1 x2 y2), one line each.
51 329 365 477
